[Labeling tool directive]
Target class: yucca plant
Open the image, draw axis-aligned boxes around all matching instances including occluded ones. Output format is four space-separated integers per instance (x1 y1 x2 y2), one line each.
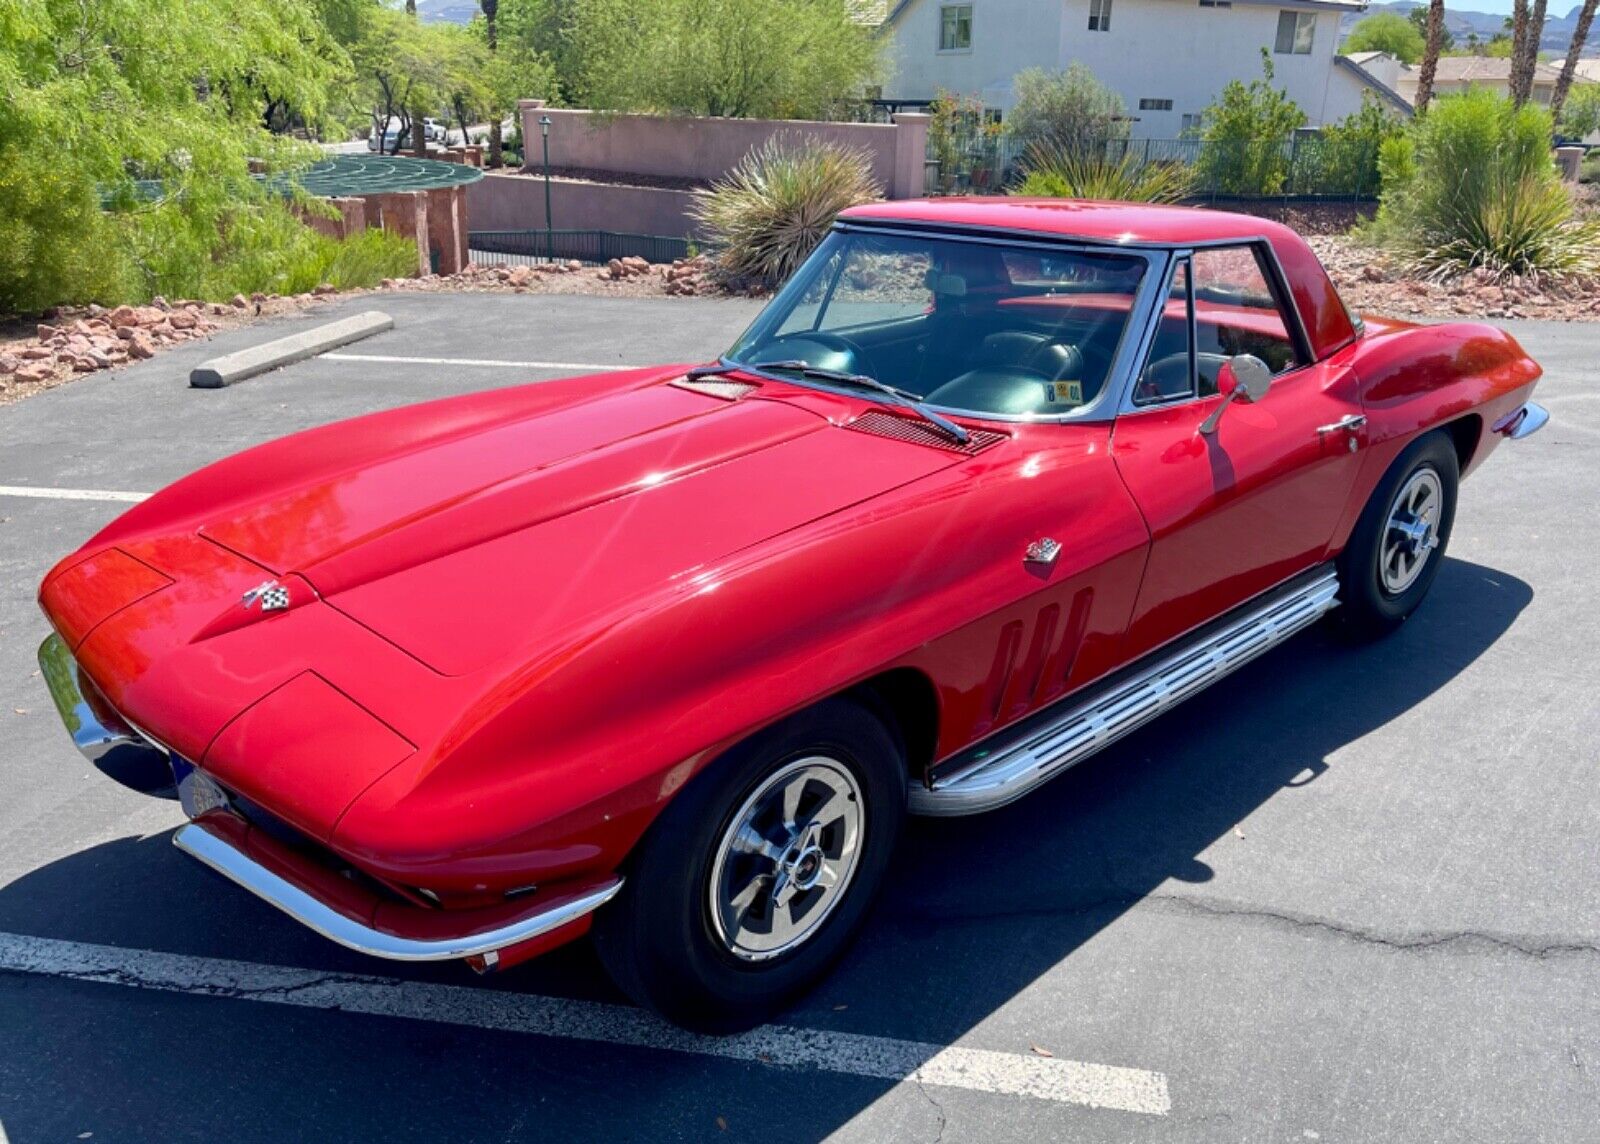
1372 88 1600 282
691 134 883 286
1013 143 1193 204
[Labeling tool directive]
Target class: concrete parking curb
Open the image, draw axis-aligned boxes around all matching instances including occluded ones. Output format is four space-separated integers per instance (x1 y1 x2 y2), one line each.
189 311 393 389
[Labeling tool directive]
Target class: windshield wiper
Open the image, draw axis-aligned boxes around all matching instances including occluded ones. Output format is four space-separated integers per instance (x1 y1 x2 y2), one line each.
738 359 971 446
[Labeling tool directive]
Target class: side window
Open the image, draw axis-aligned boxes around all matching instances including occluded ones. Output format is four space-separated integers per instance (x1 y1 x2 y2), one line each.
1135 258 1195 404
1190 245 1305 375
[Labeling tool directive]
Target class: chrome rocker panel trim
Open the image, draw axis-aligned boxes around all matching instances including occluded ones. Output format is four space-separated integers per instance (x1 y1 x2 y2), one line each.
910 566 1341 816
173 817 624 962
1492 401 1549 440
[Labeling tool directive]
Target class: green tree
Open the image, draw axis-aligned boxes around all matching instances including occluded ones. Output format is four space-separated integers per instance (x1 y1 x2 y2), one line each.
1406 5 1454 52
497 0 880 118
1193 51 1306 195
1344 12 1426 65
1557 82 1600 137
0 0 347 313
1004 64 1127 157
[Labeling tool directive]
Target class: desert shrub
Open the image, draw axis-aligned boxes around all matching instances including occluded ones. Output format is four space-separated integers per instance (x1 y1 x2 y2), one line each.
112 197 419 301
1014 144 1192 203
1293 96 1404 196
1005 64 1127 158
1369 88 1600 281
1193 52 1306 195
691 134 883 286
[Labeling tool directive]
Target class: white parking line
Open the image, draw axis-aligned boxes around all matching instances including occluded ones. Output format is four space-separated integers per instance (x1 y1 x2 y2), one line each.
0 931 1169 1114
320 353 637 372
0 485 149 503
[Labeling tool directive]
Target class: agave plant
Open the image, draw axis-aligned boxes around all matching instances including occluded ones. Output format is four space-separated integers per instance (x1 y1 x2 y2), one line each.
1013 143 1194 204
1372 89 1600 282
691 134 883 286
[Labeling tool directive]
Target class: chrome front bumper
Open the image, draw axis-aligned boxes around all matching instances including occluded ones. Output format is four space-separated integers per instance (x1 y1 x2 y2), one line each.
38 633 175 796
40 635 622 964
1494 401 1549 440
173 815 623 962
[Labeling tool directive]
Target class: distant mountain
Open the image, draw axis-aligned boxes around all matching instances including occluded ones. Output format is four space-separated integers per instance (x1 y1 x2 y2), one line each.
1339 3 1600 55
417 0 478 24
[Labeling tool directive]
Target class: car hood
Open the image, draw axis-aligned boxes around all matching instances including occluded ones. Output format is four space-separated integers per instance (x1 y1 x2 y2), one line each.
196 378 966 674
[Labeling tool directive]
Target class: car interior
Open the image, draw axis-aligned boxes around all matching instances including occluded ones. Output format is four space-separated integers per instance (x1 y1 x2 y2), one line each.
732 234 1303 419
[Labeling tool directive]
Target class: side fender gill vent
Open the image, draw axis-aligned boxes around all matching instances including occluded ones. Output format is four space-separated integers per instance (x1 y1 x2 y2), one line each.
845 410 1005 454
671 377 759 401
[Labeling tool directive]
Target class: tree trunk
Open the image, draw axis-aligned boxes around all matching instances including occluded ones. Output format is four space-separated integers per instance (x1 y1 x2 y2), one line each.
1511 0 1550 105
1415 0 1447 112
1551 0 1599 122
484 0 503 168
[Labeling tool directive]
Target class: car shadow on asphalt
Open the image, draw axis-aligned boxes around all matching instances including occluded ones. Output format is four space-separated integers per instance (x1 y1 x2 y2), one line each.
0 556 1532 1140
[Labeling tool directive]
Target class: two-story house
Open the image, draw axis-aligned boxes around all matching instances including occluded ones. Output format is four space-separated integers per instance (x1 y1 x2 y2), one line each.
878 0 1391 137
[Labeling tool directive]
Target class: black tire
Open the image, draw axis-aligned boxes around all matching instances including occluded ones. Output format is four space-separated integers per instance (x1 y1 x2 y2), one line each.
592 697 905 1033
1335 430 1459 641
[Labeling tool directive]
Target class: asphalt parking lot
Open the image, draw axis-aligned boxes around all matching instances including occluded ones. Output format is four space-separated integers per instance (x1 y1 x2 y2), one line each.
0 291 1595 1143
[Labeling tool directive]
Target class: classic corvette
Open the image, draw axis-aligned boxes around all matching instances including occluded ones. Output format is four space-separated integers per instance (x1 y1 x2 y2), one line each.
38 199 1547 1030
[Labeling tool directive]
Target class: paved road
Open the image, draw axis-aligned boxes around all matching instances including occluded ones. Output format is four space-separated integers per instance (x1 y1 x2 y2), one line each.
0 294 1594 1143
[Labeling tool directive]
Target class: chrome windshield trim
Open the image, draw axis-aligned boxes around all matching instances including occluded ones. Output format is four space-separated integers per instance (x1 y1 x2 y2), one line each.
728 225 1166 426
173 817 623 961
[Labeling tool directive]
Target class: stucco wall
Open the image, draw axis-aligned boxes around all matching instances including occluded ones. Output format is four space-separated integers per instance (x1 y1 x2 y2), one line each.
466 172 704 239
518 105 931 200
886 0 1357 134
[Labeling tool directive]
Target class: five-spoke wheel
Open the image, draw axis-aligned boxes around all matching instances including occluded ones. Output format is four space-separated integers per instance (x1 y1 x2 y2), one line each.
592 698 903 1032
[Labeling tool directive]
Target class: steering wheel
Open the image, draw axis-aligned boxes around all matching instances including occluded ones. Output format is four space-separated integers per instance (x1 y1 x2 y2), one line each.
752 332 872 378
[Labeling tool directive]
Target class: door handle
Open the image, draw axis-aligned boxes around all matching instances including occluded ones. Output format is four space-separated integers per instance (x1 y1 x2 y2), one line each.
1317 414 1367 435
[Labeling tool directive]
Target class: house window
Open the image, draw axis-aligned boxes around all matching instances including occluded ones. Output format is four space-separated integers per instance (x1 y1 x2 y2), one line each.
1274 10 1315 54
1139 98 1173 111
940 5 972 50
1089 0 1112 31
1198 1 1231 8
1181 112 1204 133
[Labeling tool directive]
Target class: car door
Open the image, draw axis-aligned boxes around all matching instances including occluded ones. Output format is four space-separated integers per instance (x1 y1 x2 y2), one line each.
1110 244 1367 663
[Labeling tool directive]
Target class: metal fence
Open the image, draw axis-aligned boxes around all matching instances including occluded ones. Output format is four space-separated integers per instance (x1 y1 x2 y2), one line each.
924 133 1382 202
469 229 696 266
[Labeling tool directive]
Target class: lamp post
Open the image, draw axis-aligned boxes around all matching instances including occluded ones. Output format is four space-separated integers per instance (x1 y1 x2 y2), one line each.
539 114 553 262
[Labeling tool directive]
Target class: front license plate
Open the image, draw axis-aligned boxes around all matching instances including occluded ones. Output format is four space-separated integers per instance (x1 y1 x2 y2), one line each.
170 756 230 818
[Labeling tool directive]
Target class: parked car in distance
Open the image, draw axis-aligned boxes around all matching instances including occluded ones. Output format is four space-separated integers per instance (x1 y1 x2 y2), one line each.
422 117 448 144
37 199 1547 1032
366 121 404 153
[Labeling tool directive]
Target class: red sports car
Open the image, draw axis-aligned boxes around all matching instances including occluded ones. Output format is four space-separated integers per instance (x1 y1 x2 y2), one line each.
38 199 1546 1031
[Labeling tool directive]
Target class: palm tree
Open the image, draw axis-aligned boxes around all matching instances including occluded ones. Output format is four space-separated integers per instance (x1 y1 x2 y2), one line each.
1551 0 1599 123
1510 0 1550 106
1415 0 1447 112
482 0 502 169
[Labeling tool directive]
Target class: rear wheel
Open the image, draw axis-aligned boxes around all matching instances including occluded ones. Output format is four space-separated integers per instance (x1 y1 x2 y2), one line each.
592 698 904 1032
1335 431 1459 640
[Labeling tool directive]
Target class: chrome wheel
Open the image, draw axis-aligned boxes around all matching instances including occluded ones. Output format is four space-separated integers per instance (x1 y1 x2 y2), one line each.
1380 467 1443 595
707 756 864 963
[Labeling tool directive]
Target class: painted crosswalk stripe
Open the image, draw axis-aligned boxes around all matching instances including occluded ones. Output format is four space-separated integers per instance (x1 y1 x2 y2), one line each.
320 352 636 372
0 485 149 503
0 931 1170 1114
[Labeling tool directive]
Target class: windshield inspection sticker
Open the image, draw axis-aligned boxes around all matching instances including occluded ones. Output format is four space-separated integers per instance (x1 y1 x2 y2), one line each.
1044 380 1084 405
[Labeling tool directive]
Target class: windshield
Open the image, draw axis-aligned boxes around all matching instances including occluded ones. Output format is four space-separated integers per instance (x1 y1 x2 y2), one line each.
726 229 1151 418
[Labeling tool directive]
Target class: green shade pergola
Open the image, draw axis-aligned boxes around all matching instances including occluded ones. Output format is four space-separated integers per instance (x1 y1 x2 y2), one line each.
270 154 485 197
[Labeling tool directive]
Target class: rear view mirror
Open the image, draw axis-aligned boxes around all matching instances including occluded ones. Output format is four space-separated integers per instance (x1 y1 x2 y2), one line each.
1200 354 1271 435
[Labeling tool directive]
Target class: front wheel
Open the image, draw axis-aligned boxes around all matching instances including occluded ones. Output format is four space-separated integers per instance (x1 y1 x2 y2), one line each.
592 697 905 1032
1335 430 1459 640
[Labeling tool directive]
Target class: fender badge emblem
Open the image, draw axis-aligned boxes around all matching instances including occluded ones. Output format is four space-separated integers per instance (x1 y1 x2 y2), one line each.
242 580 290 612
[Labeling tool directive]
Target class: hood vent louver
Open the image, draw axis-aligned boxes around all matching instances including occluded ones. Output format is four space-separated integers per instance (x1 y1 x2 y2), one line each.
671 376 759 401
845 410 1004 455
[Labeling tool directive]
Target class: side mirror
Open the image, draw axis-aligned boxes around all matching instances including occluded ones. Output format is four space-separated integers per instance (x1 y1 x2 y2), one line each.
1200 354 1272 435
